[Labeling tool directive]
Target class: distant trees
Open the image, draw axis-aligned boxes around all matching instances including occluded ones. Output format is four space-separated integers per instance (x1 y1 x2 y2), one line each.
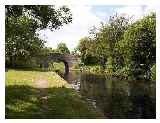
77 37 98 65
56 42 70 54
5 5 72 67
77 12 156 80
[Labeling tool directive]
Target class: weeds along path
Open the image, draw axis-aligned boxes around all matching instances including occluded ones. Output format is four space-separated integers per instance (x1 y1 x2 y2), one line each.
34 76 49 117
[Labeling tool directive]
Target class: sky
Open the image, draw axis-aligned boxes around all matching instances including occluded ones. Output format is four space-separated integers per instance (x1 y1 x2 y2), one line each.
38 5 156 51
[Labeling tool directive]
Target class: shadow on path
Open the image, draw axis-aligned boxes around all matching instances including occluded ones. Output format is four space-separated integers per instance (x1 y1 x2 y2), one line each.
5 84 104 119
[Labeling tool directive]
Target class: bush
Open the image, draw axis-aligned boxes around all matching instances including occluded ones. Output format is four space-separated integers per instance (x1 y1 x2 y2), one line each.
114 66 131 79
151 64 156 81
72 64 80 69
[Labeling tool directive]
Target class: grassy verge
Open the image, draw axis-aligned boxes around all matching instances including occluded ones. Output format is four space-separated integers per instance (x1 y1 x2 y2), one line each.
5 69 104 119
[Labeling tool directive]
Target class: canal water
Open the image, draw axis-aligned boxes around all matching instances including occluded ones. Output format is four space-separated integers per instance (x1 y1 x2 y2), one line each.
65 70 156 119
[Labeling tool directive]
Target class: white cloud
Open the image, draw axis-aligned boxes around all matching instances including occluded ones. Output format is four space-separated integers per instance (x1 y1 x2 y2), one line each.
114 5 156 21
38 5 102 51
115 6 144 20
144 5 156 15
38 5 156 51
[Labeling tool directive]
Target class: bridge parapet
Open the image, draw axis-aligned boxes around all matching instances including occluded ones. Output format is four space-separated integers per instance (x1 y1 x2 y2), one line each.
47 52 80 63
40 52 80 75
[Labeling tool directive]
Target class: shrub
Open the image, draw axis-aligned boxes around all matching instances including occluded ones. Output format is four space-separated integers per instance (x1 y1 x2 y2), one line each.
151 64 156 81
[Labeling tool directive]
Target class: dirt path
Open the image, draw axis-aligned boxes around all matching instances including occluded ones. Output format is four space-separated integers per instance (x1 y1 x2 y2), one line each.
34 76 49 116
34 78 48 88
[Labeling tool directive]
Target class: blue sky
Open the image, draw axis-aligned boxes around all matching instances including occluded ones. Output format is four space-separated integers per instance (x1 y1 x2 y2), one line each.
38 5 155 51
91 5 125 20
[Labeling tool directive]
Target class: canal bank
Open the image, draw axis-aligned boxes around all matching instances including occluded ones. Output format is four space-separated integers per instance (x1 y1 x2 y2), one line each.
5 69 104 118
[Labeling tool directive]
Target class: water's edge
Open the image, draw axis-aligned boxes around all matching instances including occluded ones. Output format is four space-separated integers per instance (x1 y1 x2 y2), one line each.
64 70 156 119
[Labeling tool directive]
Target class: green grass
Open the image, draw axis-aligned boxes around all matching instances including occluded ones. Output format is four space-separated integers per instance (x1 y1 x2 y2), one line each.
6 69 104 119
48 62 65 74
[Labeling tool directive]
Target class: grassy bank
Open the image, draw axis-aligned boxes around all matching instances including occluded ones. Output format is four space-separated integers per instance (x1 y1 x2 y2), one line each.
5 69 104 119
78 65 132 80
77 64 156 80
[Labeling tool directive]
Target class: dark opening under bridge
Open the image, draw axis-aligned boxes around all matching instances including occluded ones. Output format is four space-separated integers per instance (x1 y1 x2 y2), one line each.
40 52 80 75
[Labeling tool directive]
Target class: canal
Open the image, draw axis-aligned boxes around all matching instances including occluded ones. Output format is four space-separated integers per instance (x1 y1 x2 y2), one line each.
65 70 156 119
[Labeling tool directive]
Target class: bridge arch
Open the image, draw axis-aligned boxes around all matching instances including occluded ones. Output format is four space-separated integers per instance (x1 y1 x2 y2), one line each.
63 60 69 75
42 58 69 75
40 52 79 76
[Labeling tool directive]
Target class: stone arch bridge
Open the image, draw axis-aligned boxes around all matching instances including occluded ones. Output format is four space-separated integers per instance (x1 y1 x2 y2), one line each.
39 52 80 75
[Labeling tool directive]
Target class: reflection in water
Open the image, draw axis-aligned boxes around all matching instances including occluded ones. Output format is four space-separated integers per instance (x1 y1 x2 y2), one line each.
65 71 156 119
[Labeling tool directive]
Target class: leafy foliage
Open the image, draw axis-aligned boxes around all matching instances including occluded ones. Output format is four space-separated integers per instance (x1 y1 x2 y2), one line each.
151 64 156 81
56 42 70 54
6 15 45 67
77 37 98 65
118 13 156 79
5 5 72 67
77 13 156 80
6 5 72 30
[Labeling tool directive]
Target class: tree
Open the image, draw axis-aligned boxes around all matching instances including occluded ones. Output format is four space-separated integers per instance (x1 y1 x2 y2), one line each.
107 14 129 70
77 37 98 65
89 14 130 70
5 15 45 67
5 5 72 30
5 5 72 67
118 13 156 79
56 42 70 54
76 12 155 80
